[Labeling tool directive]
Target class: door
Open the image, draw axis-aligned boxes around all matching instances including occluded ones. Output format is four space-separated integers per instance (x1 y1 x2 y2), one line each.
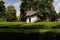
29 17 31 23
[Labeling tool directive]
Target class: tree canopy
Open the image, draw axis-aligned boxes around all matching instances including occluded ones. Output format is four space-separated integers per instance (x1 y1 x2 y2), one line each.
0 0 6 18
20 0 57 22
6 5 16 22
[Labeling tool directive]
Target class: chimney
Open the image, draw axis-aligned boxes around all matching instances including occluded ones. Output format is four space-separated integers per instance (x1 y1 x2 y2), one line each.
31 8 33 12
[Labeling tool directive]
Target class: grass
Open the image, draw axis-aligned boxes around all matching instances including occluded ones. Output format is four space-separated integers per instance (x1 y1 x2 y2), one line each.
0 22 60 33
0 22 60 29
0 18 6 22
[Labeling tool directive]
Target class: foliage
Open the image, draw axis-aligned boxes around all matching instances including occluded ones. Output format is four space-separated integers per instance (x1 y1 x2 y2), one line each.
17 16 20 22
20 0 57 22
50 11 57 21
0 0 6 18
6 5 16 22
20 0 41 21
58 11 60 18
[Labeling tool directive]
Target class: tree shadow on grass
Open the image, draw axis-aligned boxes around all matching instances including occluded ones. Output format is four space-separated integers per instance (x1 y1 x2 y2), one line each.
0 32 60 40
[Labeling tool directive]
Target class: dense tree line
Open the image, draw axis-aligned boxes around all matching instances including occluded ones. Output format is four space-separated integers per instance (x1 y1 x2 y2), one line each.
58 12 60 18
6 5 16 22
0 0 17 22
0 0 6 18
20 0 57 22
0 0 59 22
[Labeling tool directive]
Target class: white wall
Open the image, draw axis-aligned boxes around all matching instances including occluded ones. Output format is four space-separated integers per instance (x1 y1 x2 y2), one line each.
31 15 37 23
26 15 38 23
26 18 29 23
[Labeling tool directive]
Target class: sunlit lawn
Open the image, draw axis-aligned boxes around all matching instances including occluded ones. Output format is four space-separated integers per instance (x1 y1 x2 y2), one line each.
0 22 60 33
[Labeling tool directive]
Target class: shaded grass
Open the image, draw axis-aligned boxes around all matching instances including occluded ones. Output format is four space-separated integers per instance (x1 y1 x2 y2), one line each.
0 22 60 40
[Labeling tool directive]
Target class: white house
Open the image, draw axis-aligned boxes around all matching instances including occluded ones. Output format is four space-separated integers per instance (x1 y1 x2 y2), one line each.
25 8 40 23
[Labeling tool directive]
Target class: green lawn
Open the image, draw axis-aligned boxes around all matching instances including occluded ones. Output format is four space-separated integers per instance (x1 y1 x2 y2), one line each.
0 22 60 28
0 22 60 33
0 18 6 22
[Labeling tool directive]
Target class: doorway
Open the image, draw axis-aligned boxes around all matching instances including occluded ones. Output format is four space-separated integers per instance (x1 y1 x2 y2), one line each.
29 17 31 23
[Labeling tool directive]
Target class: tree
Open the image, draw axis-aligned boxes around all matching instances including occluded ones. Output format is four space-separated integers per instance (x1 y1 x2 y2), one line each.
57 11 60 18
20 0 42 21
0 0 6 18
6 5 16 22
39 0 57 21
50 11 57 21
58 11 60 17
20 0 57 22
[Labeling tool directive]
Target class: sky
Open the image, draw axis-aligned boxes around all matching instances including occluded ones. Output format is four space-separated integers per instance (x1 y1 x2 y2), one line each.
53 0 60 13
3 0 60 16
3 0 22 16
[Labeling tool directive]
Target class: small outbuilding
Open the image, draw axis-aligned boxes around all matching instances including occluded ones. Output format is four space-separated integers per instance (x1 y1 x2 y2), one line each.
25 8 40 23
